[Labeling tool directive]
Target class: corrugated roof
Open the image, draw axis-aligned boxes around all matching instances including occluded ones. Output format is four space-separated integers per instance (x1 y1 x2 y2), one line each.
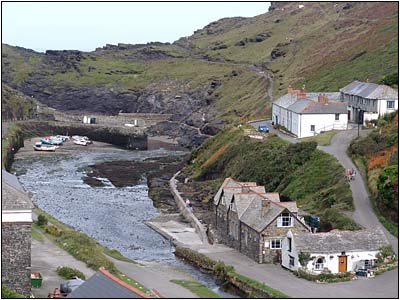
293 228 389 253
67 268 148 298
2 170 33 210
340 81 398 100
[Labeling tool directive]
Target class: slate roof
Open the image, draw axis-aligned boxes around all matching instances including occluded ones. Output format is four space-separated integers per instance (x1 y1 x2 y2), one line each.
292 228 389 253
274 92 341 109
2 169 33 210
239 195 286 232
215 178 303 232
340 81 398 100
67 268 149 298
299 101 348 114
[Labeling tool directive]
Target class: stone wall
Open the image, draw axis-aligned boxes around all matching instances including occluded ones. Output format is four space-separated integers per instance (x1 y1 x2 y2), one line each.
1 223 32 297
260 215 310 263
240 224 262 263
169 171 208 243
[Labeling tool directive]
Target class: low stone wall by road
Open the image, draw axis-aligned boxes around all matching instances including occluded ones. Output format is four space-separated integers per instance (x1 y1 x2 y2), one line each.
169 171 209 244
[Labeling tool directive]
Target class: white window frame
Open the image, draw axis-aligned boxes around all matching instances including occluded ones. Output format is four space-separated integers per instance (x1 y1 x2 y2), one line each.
310 125 315 132
270 239 282 249
277 213 293 227
335 113 340 121
314 258 324 270
387 101 395 109
289 255 295 267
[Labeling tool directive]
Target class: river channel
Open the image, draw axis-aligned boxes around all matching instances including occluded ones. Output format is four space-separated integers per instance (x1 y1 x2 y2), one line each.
12 140 235 297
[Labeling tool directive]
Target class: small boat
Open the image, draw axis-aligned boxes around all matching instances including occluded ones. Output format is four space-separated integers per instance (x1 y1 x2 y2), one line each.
72 135 92 144
54 135 70 141
33 142 57 152
40 137 64 146
73 139 88 146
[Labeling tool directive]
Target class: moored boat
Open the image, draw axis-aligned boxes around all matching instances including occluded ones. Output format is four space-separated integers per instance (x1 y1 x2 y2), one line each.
73 139 88 146
40 137 64 146
33 142 57 152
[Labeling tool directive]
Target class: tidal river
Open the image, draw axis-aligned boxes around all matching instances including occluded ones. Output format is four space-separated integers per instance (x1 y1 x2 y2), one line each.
12 141 235 297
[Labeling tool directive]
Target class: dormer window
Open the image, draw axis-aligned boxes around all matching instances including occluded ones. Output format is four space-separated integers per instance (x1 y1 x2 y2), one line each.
277 212 293 227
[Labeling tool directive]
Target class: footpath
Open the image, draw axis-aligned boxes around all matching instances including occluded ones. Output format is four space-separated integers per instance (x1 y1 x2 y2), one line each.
31 218 197 298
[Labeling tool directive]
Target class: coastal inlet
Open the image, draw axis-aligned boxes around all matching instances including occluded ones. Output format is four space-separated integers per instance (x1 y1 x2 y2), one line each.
12 139 236 297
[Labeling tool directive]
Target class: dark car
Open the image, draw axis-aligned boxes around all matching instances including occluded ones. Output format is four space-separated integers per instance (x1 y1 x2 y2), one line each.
60 278 85 294
258 125 270 133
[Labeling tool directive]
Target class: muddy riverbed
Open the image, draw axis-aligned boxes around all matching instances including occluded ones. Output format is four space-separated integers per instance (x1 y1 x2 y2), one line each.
12 138 235 297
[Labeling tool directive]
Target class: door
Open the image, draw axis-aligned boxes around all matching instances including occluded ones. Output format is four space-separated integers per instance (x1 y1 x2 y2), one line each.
338 255 347 272
347 110 351 121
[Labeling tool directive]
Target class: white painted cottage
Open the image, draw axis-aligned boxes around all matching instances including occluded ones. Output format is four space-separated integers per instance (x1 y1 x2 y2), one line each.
281 229 389 274
340 81 398 124
272 87 348 138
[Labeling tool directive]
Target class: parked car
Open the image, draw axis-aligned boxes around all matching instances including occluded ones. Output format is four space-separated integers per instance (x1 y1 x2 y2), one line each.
258 125 270 133
60 278 85 294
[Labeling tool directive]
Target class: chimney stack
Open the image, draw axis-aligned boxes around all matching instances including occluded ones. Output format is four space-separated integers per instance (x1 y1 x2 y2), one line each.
262 199 270 215
318 94 323 103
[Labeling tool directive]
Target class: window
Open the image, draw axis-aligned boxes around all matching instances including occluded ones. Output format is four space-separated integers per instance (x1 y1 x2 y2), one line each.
289 256 295 267
365 260 374 268
310 125 315 131
335 114 340 121
315 257 324 270
387 101 395 109
288 237 292 252
277 212 293 227
270 239 282 249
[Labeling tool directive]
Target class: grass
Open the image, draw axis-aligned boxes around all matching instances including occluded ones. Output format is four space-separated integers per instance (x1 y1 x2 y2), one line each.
370 196 399 237
300 130 339 146
170 280 220 298
31 223 44 242
229 272 290 298
33 208 150 293
103 248 139 264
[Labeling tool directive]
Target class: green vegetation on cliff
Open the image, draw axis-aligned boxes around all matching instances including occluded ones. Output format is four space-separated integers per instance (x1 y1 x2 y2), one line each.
2 84 37 121
348 112 398 236
188 127 357 230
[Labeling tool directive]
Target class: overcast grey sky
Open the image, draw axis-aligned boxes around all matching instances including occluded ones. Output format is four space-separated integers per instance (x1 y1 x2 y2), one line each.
2 2 270 52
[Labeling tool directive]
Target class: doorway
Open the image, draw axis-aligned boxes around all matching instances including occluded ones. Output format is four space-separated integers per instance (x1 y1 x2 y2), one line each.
338 255 347 272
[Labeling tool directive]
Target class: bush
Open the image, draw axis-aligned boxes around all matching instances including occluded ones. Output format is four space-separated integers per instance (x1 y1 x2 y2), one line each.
377 165 398 210
376 245 395 263
37 214 48 227
44 225 62 237
56 266 86 280
1 285 24 298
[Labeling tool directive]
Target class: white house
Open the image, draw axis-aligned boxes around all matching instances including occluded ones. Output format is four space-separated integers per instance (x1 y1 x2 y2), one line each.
340 81 398 124
281 229 389 274
272 87 348 138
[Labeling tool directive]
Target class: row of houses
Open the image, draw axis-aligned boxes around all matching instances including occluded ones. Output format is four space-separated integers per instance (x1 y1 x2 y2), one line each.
272 81 398 138
213 178 389 274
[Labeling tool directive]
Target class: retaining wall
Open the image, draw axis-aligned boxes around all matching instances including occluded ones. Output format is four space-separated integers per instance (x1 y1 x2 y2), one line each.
169 171 209 244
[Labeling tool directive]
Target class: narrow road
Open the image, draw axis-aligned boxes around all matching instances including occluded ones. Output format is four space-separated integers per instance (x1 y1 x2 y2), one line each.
248 121 398 253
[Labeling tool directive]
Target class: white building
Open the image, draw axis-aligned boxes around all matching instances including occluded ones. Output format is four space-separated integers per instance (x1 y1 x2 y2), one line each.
340 81 398 124
281 229 389 274
272 88 348 138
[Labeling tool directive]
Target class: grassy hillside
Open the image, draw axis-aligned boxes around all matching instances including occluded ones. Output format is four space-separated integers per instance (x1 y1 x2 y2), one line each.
182 2 398 94
348 112 398 236
1 84 37 120
185 127 358 231
2 2 398 122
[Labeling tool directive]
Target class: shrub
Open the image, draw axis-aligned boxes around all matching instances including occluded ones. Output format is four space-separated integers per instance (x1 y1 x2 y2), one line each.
1 285 24 298
377 165 398 210
376 245 395 263
37 214 48 227
44 225 62 237
56 266 86 280
298 252 311 267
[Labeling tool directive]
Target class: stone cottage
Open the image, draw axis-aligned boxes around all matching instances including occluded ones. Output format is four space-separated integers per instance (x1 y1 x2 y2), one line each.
214 178 310 263
281 228 389 274
2 169 33 297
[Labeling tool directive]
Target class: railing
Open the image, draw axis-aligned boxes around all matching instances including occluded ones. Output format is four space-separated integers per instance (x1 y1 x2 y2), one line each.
314 263 324 271
313 123 348 135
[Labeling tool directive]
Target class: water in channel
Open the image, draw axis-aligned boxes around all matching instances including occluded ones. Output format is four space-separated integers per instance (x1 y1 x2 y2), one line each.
12 144 236 298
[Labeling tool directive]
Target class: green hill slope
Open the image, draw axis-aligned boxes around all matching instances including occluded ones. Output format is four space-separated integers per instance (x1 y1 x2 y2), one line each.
2 2 398 125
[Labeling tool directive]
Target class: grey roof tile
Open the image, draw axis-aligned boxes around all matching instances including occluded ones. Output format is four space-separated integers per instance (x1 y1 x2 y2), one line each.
2 170 33 210
67 269 145 298
293 228 389 253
